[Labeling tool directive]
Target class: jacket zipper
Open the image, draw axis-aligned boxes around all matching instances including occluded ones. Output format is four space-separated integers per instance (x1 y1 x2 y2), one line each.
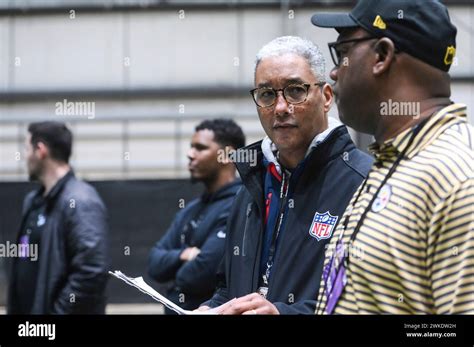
242 202 252 257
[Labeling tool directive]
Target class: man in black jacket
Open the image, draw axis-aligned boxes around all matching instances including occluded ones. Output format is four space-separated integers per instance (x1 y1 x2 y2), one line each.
199 36 373 314
8 121 109 314
148 119 244 313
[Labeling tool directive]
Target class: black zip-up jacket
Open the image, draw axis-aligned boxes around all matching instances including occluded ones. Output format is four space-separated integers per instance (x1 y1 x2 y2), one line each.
203 126 373 314
148 180 241 312
8 171 109 314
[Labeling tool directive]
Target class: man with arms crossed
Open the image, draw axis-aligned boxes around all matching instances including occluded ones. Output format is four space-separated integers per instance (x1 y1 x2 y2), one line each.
148 119 244 313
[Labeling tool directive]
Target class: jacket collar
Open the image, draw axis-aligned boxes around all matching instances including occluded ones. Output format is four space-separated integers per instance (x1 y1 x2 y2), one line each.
46 170 74 200
29 169 74 214
369 103 467 160
201 179 241 203
35 169 74 201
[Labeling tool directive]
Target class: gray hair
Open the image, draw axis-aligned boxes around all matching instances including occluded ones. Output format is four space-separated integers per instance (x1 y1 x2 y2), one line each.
254 36 326 83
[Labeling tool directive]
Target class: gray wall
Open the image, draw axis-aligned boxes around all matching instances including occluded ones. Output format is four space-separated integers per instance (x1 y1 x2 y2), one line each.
0 1 472 181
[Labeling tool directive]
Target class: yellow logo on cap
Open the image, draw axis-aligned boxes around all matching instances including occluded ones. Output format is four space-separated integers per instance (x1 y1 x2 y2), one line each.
444 46 456 66
373 15 387 30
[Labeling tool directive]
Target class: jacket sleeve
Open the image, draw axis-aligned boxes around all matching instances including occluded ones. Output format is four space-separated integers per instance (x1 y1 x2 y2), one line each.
273 300 317 315
200 257 230 308
147 212 185 282
52 193 109 314
199 189 246 309
174 212 228 296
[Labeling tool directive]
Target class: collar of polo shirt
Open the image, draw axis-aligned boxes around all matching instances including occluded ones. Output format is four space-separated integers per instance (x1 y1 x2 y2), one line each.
369 104 468 160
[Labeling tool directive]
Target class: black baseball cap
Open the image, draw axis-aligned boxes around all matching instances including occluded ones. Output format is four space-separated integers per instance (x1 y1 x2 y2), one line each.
311 0 457 72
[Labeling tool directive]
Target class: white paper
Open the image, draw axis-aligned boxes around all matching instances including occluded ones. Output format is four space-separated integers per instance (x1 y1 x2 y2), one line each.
109 270 217 315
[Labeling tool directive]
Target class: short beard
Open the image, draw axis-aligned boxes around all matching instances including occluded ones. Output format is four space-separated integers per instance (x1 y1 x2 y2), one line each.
28 163 42 182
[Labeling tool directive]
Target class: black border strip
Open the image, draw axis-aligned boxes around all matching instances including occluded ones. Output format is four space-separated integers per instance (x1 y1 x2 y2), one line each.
0 314 473 345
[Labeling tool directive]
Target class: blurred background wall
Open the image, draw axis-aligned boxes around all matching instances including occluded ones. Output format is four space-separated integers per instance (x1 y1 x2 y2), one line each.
0 0 473 310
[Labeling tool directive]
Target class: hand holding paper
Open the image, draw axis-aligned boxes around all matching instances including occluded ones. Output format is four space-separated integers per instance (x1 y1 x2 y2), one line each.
109 270 217 315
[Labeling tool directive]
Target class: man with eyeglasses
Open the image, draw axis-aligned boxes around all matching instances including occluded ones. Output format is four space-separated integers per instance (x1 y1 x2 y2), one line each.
312 0 474 314
197 36 372 314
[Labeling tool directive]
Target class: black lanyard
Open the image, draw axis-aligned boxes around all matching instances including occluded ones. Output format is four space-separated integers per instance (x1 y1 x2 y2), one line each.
262 170 290 286
346 116 431 254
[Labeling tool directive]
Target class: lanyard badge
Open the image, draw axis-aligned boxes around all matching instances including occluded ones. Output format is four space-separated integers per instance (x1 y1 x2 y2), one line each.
257 286 268 298
322 237 348 314
19 234 30 258
259 171 290 297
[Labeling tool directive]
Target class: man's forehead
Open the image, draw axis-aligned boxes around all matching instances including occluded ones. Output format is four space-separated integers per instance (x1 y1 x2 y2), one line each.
257 53 309 69
192 129 215 144
255 54 312 85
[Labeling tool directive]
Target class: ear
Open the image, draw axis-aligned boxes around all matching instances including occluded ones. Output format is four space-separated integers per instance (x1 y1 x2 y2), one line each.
321 83 334 113
35 141 49 160
372 38 396 76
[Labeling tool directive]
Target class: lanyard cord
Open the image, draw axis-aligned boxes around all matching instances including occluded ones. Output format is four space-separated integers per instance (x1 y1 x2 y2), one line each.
316 116 431 314
262 170 290 286
347 116 431 250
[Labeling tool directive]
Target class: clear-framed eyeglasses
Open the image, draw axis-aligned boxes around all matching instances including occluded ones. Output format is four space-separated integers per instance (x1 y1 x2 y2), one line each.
250 82 325 108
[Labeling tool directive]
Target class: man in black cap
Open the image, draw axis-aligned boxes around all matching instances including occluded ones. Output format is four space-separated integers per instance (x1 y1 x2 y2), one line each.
312 0 474 314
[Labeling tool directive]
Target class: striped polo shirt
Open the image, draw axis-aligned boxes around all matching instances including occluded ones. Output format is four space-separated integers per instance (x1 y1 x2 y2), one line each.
316 103 474 314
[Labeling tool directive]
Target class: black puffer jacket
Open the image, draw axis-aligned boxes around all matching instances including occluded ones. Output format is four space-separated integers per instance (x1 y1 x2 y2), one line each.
204 126 373 314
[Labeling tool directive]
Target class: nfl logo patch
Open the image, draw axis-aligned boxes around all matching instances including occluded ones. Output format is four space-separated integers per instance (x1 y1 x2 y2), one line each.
309 211 338 241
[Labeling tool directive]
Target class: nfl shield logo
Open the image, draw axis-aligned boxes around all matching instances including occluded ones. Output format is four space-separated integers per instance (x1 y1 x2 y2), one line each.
309 211 338 241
